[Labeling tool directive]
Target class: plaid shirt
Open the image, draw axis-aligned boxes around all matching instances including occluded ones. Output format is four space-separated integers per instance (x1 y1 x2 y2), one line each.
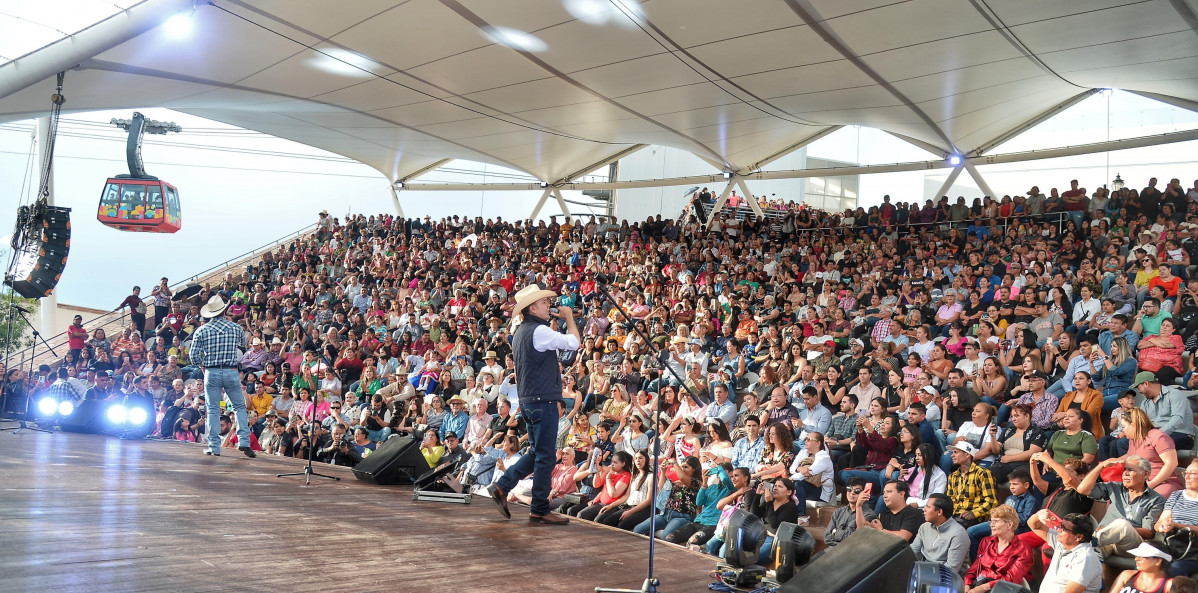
827 412 857 443
947 462 998 521
189 317 246 368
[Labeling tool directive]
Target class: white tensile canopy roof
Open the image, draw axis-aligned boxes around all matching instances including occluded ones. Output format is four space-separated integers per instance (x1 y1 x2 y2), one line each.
1 0 1196 187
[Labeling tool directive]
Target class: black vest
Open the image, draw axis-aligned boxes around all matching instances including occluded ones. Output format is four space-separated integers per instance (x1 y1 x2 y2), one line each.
513 316 563 405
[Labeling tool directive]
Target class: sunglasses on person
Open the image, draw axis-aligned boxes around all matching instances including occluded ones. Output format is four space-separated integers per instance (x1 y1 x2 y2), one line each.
849 487 864 495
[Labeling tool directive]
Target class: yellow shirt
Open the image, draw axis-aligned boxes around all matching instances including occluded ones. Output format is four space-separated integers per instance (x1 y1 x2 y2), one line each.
249 393 273 417
421 445 444 468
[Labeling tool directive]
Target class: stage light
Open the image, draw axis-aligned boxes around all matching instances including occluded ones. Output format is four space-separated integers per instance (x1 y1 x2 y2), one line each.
107 404 128 425
395 180 404 189
715 508 768 588
539 181 549 188
908 561 964 593
774 522 816 583
163 12 194 38
57 401 74 417
947 155 962 166
37 397 58 416
722 171 733 180
127 407 148 426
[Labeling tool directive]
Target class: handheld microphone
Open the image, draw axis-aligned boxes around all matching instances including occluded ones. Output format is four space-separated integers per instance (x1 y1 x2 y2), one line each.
593 272 611 285
549 307 560 316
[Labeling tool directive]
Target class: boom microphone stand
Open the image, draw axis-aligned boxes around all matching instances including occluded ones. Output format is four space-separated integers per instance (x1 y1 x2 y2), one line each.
1 300 56 434
277 415 339 485
593 272 709 593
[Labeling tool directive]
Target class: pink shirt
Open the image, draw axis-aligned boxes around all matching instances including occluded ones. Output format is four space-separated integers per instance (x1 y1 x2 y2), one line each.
1130 429 1184 497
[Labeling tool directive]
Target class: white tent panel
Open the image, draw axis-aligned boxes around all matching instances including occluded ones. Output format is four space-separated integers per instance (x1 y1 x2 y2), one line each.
0 0 1194 187
682 27 845 80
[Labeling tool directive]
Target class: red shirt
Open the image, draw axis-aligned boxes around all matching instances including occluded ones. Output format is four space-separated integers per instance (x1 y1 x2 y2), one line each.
228 431 263 451
67 323 87 350
964 536 1033 587
597 471 632 505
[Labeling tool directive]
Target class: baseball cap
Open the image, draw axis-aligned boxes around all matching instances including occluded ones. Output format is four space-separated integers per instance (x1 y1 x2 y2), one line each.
948 442 978 456
1131 371 1159 388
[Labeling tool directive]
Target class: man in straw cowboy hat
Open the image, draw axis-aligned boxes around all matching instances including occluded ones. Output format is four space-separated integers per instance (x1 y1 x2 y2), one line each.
189 295 256 458
487 284 580 525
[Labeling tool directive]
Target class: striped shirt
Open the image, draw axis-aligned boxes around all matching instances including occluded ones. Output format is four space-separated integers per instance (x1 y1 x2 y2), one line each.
189 317 246 368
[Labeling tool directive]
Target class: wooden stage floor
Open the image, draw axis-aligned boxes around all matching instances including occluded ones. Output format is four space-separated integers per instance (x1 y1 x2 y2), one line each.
0 427 716 593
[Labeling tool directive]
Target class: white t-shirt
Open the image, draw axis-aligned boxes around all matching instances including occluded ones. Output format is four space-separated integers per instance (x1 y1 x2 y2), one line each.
1042 534 1102 593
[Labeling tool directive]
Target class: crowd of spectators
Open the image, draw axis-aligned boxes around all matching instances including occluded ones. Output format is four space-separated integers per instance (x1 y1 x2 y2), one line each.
4 175 1198 593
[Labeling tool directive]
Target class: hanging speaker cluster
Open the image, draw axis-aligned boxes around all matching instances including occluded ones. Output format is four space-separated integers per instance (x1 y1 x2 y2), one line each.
4 205 71 299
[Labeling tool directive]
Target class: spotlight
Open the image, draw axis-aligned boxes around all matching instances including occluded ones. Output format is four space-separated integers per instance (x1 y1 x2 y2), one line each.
57 400 74 417
37 397 58 416
947 155 962 166
774 522 816 583
722 171 733 180
908 561 964 593
107 404 128 425
128 407 149 426
163 12 194 38
539 181 549 188
715 508 768 588
395 180 404 189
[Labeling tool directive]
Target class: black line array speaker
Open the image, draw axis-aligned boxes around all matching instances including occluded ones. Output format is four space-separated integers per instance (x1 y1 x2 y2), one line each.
352 434 427 485
778 528 915 593
5 205 71 299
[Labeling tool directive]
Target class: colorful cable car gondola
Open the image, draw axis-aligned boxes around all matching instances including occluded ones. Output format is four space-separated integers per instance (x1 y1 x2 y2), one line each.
97 112 182 233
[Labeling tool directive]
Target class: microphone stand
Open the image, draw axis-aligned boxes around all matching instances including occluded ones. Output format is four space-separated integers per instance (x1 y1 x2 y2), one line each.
1 300 57 434
593 274 709 593
277 414 340 485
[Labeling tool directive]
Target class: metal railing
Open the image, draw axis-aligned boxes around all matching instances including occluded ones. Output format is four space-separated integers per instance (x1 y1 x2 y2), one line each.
3 221 320 370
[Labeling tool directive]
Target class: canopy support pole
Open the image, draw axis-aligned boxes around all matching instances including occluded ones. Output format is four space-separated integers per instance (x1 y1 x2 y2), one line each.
35 116 56 335
933 166 964 200
388 184 405 218
963 161 997 199
705 179 737 226
552 189 570 218
735 178 767 219
400 128 1198 192
528 188 554 220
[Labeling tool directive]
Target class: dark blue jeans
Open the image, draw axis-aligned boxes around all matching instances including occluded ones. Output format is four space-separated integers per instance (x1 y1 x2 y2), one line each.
495 400 560 517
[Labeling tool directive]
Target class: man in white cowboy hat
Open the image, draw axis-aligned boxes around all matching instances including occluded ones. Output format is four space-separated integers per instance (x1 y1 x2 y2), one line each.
189 295 256 458
480 350 504 382
488 284 579 526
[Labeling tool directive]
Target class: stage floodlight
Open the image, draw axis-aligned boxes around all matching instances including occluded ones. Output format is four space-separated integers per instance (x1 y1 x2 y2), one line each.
908 561 964 593
107 404 128 425
37 397 58 416
722 170 733 180
539 181 549 188
128 407 149 426
774 521 816 583
947 155 962 166
57 400 74 417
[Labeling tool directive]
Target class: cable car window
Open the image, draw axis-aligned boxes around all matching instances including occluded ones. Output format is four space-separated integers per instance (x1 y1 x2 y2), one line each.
165 186 180 219
146 184 163 220
119 184 146 220
99 183 121 217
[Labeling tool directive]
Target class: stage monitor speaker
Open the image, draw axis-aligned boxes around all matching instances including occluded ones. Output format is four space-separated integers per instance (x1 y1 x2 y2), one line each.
5 205 71 299
57 399 106 434
779 528 915 593
352 435 427 485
